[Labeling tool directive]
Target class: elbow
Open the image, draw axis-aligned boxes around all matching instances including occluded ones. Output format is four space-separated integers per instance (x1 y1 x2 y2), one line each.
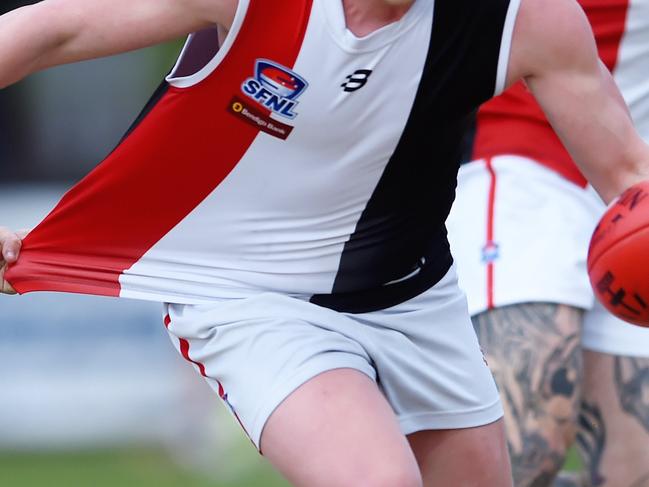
624 155 649 191
607 138 649 202
23 1 81 72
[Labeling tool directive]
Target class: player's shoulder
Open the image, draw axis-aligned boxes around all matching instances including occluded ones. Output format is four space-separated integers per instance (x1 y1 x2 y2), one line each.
506 0 597 85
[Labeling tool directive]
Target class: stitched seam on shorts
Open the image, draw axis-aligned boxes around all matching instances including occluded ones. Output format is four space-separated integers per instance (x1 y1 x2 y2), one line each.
475 290 592 316
398 396 502 421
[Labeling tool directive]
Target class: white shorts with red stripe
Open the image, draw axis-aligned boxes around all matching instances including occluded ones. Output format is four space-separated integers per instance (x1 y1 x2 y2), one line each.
447 155 649 357
162 264 502 448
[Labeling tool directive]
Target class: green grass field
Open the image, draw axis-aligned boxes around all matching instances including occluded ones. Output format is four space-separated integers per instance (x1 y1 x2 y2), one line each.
0 448 290 487
0 447 582 487
564 447 583 472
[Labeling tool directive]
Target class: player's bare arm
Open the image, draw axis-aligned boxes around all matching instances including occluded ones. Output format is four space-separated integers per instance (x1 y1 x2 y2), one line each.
0 0 237 89
0 0 238 293
507 0 649 203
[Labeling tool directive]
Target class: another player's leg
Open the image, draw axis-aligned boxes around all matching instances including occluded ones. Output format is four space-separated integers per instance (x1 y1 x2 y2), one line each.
261 368 423 487
408 419 513 486
573 302 649 486
576 351 649 487
472 303 583 487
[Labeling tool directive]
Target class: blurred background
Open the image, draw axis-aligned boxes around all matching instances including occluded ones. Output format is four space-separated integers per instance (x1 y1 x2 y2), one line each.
0 2 287 486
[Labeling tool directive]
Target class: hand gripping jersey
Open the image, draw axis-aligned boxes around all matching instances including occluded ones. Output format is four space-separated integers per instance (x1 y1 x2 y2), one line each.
6 0 520 312
467 0 649 184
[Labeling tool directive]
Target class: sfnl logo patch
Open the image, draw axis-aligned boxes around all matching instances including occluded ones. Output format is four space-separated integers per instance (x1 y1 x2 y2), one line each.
228 59 309 140
244 59 308 119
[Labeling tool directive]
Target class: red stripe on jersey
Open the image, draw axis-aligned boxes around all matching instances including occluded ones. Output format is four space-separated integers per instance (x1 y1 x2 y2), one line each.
472 0 630 187
5 0 314 296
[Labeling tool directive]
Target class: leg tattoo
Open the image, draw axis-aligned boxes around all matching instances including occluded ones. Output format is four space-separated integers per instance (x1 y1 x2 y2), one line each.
554 472 586 487
614 356 649 487
579 352 649 487
473 304 583 487
614 357 649 433
576 401 606 487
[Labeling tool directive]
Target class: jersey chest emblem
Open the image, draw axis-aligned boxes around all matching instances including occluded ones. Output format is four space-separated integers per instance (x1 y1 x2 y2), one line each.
228 59 308 140
242 59 308 119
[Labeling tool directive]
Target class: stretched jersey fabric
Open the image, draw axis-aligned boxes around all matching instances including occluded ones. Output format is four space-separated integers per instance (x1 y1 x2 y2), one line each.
468 0 649 185
6 0 520 313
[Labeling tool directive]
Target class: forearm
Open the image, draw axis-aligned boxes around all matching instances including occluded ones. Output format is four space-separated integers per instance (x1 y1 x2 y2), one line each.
563 116 649 205
591 65 649 198
605 132 649 202
0 0 222 89
507 0 649 203
528 63 649 203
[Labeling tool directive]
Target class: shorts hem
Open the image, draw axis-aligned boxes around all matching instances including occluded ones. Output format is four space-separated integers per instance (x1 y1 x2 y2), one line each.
581 335 649 358
399 397 504 434
469 292 592 317
249 354 377 449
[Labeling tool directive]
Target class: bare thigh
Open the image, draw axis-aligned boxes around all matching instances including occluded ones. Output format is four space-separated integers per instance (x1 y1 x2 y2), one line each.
260 368 423 487
408 418 513 487
472 303 583 487
578 350 649 487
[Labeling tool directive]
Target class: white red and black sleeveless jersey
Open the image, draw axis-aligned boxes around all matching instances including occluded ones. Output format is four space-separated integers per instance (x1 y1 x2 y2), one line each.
7 0 520 312
467 0 649 186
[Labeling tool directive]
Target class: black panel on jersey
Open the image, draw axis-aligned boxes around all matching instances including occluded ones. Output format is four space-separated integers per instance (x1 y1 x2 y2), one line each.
311 0 512 313
118 30 219 147
461 109 479 165
118 80 170 146
171 28 221 78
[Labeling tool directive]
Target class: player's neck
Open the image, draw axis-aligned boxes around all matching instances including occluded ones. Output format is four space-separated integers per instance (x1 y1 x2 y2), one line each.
341 0 415 37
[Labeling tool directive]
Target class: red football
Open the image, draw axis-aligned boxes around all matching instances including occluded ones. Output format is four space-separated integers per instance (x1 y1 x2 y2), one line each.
588 181 649 326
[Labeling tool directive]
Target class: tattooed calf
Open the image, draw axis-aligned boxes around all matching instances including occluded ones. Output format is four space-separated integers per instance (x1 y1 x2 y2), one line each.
576 401 606 487
614 357 649 433
473 304 583 487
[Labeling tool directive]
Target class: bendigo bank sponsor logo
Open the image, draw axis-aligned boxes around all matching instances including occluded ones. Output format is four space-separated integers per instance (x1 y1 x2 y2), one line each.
228 96 294 140
228 59 308 140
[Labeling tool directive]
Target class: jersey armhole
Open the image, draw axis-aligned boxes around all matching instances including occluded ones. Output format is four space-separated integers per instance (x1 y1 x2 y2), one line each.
494 0 522 96
166 0 250 88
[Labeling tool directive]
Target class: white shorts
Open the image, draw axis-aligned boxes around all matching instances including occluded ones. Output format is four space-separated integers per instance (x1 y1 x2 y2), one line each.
163 264 502 448
446 155 649 357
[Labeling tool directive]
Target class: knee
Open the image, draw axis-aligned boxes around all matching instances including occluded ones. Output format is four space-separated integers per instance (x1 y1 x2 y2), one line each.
290 450 423 487
508 401 579 485
463 436 512 479
329 459 422 487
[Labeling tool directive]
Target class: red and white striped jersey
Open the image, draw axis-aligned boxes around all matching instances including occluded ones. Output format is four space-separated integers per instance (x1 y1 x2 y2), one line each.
7 0 520 312
469 0 649 187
